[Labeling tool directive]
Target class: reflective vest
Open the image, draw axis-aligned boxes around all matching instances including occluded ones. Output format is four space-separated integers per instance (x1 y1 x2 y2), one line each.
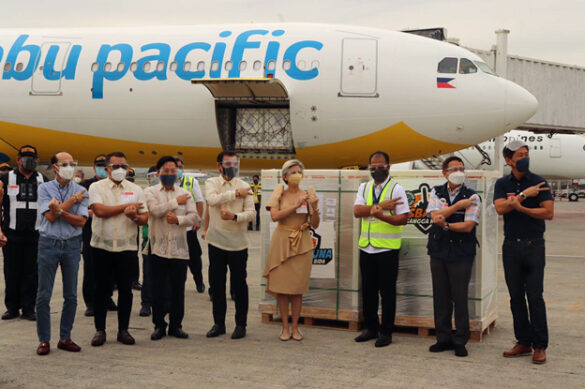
359 179 403 250
251 183 262 204
7 170 44 231
181 176 195 196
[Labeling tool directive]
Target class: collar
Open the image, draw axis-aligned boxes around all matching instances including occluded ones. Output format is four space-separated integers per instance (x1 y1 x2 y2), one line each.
508 171 532 182
447 183 462 195
158 183 176 191
374 175 391 188
220 175 234 186
108 177 127 189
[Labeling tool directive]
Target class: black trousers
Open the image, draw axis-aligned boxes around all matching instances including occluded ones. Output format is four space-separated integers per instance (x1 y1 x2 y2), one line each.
503 238 548 349
430 257 473 346
359 249 399 335
2 230 38 314
186 230 203 287
248 203 261 230
92 248 135 331
208 244 248 327
151 255 187 330
141 253 152 305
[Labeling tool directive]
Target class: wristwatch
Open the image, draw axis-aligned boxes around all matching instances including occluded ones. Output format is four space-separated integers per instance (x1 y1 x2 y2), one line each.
443 222 450 231
233 214 238 222
518 192 527 200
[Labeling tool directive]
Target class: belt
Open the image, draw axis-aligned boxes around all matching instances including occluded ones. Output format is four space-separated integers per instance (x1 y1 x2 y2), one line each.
505 236 543 243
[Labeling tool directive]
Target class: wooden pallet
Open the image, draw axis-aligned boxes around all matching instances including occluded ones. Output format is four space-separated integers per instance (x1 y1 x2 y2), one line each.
259 303 497 342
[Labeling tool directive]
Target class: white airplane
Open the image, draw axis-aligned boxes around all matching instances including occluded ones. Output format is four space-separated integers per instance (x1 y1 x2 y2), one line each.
0 23 539 169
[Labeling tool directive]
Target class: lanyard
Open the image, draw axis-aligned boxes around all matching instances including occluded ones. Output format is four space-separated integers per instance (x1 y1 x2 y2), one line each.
372 179 390 205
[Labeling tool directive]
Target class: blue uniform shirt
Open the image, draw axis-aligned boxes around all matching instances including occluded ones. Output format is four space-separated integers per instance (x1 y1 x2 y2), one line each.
38 180 89 240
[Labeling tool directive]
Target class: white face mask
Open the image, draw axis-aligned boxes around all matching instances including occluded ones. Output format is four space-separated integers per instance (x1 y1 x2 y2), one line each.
111 168 127 182
448 171 465 186
73 176 82 184
59 166 75 181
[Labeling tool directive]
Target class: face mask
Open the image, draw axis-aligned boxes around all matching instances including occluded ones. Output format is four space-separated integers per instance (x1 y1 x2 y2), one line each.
148 175 160 186
253 179 259 184
177 169 183 180
287 173 302 186
448 171 465 186
96 166 107 179
73 177 82 184
21 156 37 172
223 166 238 179
160 174 177 187
58 165 75 181
370 167 389 183
111 168 127 182
516 158 530 173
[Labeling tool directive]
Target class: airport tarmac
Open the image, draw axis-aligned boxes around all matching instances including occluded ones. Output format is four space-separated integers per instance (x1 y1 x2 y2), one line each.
0 201 584 389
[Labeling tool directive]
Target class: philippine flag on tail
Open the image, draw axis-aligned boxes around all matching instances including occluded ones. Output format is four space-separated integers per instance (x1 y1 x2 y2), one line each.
437 77 456 88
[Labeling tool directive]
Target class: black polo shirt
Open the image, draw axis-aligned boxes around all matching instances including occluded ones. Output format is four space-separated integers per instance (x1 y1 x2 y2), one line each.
1 170 48 232
80 176 100 245
493 172 553 239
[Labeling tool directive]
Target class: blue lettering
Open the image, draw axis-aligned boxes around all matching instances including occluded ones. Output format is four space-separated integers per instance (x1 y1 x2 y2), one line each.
62 45 81 80
2 35 40 81
134 43 170 81
283 40 323 80
210 42 226 78
174 42 211 81
0 46 3 64
42 44 82 81
264 30 285 77
92 43 133 99
229 29 268 78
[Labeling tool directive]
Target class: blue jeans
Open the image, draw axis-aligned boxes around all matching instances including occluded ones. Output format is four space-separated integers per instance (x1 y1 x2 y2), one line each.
36 235 82 342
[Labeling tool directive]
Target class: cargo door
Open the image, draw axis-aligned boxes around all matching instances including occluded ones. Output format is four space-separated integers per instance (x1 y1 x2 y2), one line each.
340 38 378 97
31 42 71 95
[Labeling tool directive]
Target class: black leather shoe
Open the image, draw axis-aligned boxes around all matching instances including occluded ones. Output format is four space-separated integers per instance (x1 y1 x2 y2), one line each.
1 310 19 320
168 328 189 339
21 311 36 321
117 330 135 345
429 342 455 352
91 330 106 347
107 298 118 311
196 282 205 294
354 330 378 342
375 334 392 348
454 344 468 357
139 304 151 317
206 324 226 338
150 327 166 341
84 307 94 317
231 325 246 339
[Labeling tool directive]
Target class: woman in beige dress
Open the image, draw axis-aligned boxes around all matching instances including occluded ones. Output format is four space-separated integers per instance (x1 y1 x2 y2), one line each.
264 160 320 341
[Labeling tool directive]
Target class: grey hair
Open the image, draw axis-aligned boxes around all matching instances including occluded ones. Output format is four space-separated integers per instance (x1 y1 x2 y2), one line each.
281 159 304 181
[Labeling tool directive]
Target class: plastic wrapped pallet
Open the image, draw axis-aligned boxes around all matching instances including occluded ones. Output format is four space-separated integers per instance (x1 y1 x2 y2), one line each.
259 169 498 336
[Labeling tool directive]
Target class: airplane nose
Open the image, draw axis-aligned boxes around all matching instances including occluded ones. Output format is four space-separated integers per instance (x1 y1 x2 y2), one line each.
505 81 538 130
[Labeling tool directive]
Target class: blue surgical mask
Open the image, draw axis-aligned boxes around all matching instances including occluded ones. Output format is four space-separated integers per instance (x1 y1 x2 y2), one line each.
160 174 177 187
516 158 530 173
96 166 107 179
177 169 183 180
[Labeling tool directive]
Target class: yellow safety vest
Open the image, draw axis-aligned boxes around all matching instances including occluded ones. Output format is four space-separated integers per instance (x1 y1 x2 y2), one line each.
251 183 262 204
358 179 403 250
181 176 194 196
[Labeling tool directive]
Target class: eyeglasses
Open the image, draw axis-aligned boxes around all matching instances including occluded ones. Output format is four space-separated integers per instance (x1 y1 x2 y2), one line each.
108 164 129 170
55 161 78 167
221 161 240 168
445 167 465 173
367 164 389 172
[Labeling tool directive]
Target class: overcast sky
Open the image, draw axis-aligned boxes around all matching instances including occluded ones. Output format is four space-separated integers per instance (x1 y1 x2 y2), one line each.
2 0 584 67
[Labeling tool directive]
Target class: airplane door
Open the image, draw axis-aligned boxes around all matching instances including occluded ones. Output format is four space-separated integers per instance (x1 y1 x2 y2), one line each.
550 138 561 158
340 38 378 97
31 42 71 96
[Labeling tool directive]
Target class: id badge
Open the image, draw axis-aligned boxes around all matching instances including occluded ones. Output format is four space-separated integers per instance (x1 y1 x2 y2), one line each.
366 216 376 222
120 191 136 204
7 185 19 196
296 203 308 214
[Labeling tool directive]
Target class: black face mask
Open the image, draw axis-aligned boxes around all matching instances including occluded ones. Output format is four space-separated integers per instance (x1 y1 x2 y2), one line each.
370 167 389 183
21 157 37 172
222 167 238 179
253 179 258 184
516 158 530 173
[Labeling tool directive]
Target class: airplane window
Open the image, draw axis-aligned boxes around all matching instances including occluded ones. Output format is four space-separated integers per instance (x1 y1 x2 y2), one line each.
156 62 165 72
541 146 544 150
15 63 24 72
312 60 320 69
183 61 191 71
283 60 291 71
90 62 98 72
438 57 457 73
117 63 125 72
459 58 478 74
105 62 112 72
253 60 262 71
211 61 219 72
170 61 178 72
197 61 205 71
3 63 11 72
474 61 496 75
130 62 138 72
239 61 247 71
267 60 276 71
143 62 151 72
225 61 233 71
297 60 306 70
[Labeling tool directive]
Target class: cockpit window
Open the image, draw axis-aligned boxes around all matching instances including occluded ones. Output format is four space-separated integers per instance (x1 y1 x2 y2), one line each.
474 61 497 75
459 58 478 74
438 57 457 73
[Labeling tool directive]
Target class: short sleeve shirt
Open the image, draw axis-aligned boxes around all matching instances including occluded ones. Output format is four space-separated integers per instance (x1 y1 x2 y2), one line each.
426 185 481 225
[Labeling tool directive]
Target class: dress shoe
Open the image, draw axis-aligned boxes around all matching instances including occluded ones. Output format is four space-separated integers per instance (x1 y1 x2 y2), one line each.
206 324 226 338
117 330 135 345
21 311 36 321
139 304 151 317
84 307 94 317
375 334 392 348
429 342 455 352
454 344 468 357
533 348 547 364
57 339 82 352
503 343 533 358
37 341 50 356
196 282 205 294
231 325 246 339
1 310 19 320
354 330 378 342
168 328 189 339
150 327 166 341
131 280 142 291
91 330 106 347
106 298 118 311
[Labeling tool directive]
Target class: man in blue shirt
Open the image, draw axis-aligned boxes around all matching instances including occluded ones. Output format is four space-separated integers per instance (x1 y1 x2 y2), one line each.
35 152 89 356
493 140 554 365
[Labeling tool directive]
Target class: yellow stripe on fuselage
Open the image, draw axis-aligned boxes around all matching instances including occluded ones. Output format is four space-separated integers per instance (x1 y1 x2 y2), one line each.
0 120 466 169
